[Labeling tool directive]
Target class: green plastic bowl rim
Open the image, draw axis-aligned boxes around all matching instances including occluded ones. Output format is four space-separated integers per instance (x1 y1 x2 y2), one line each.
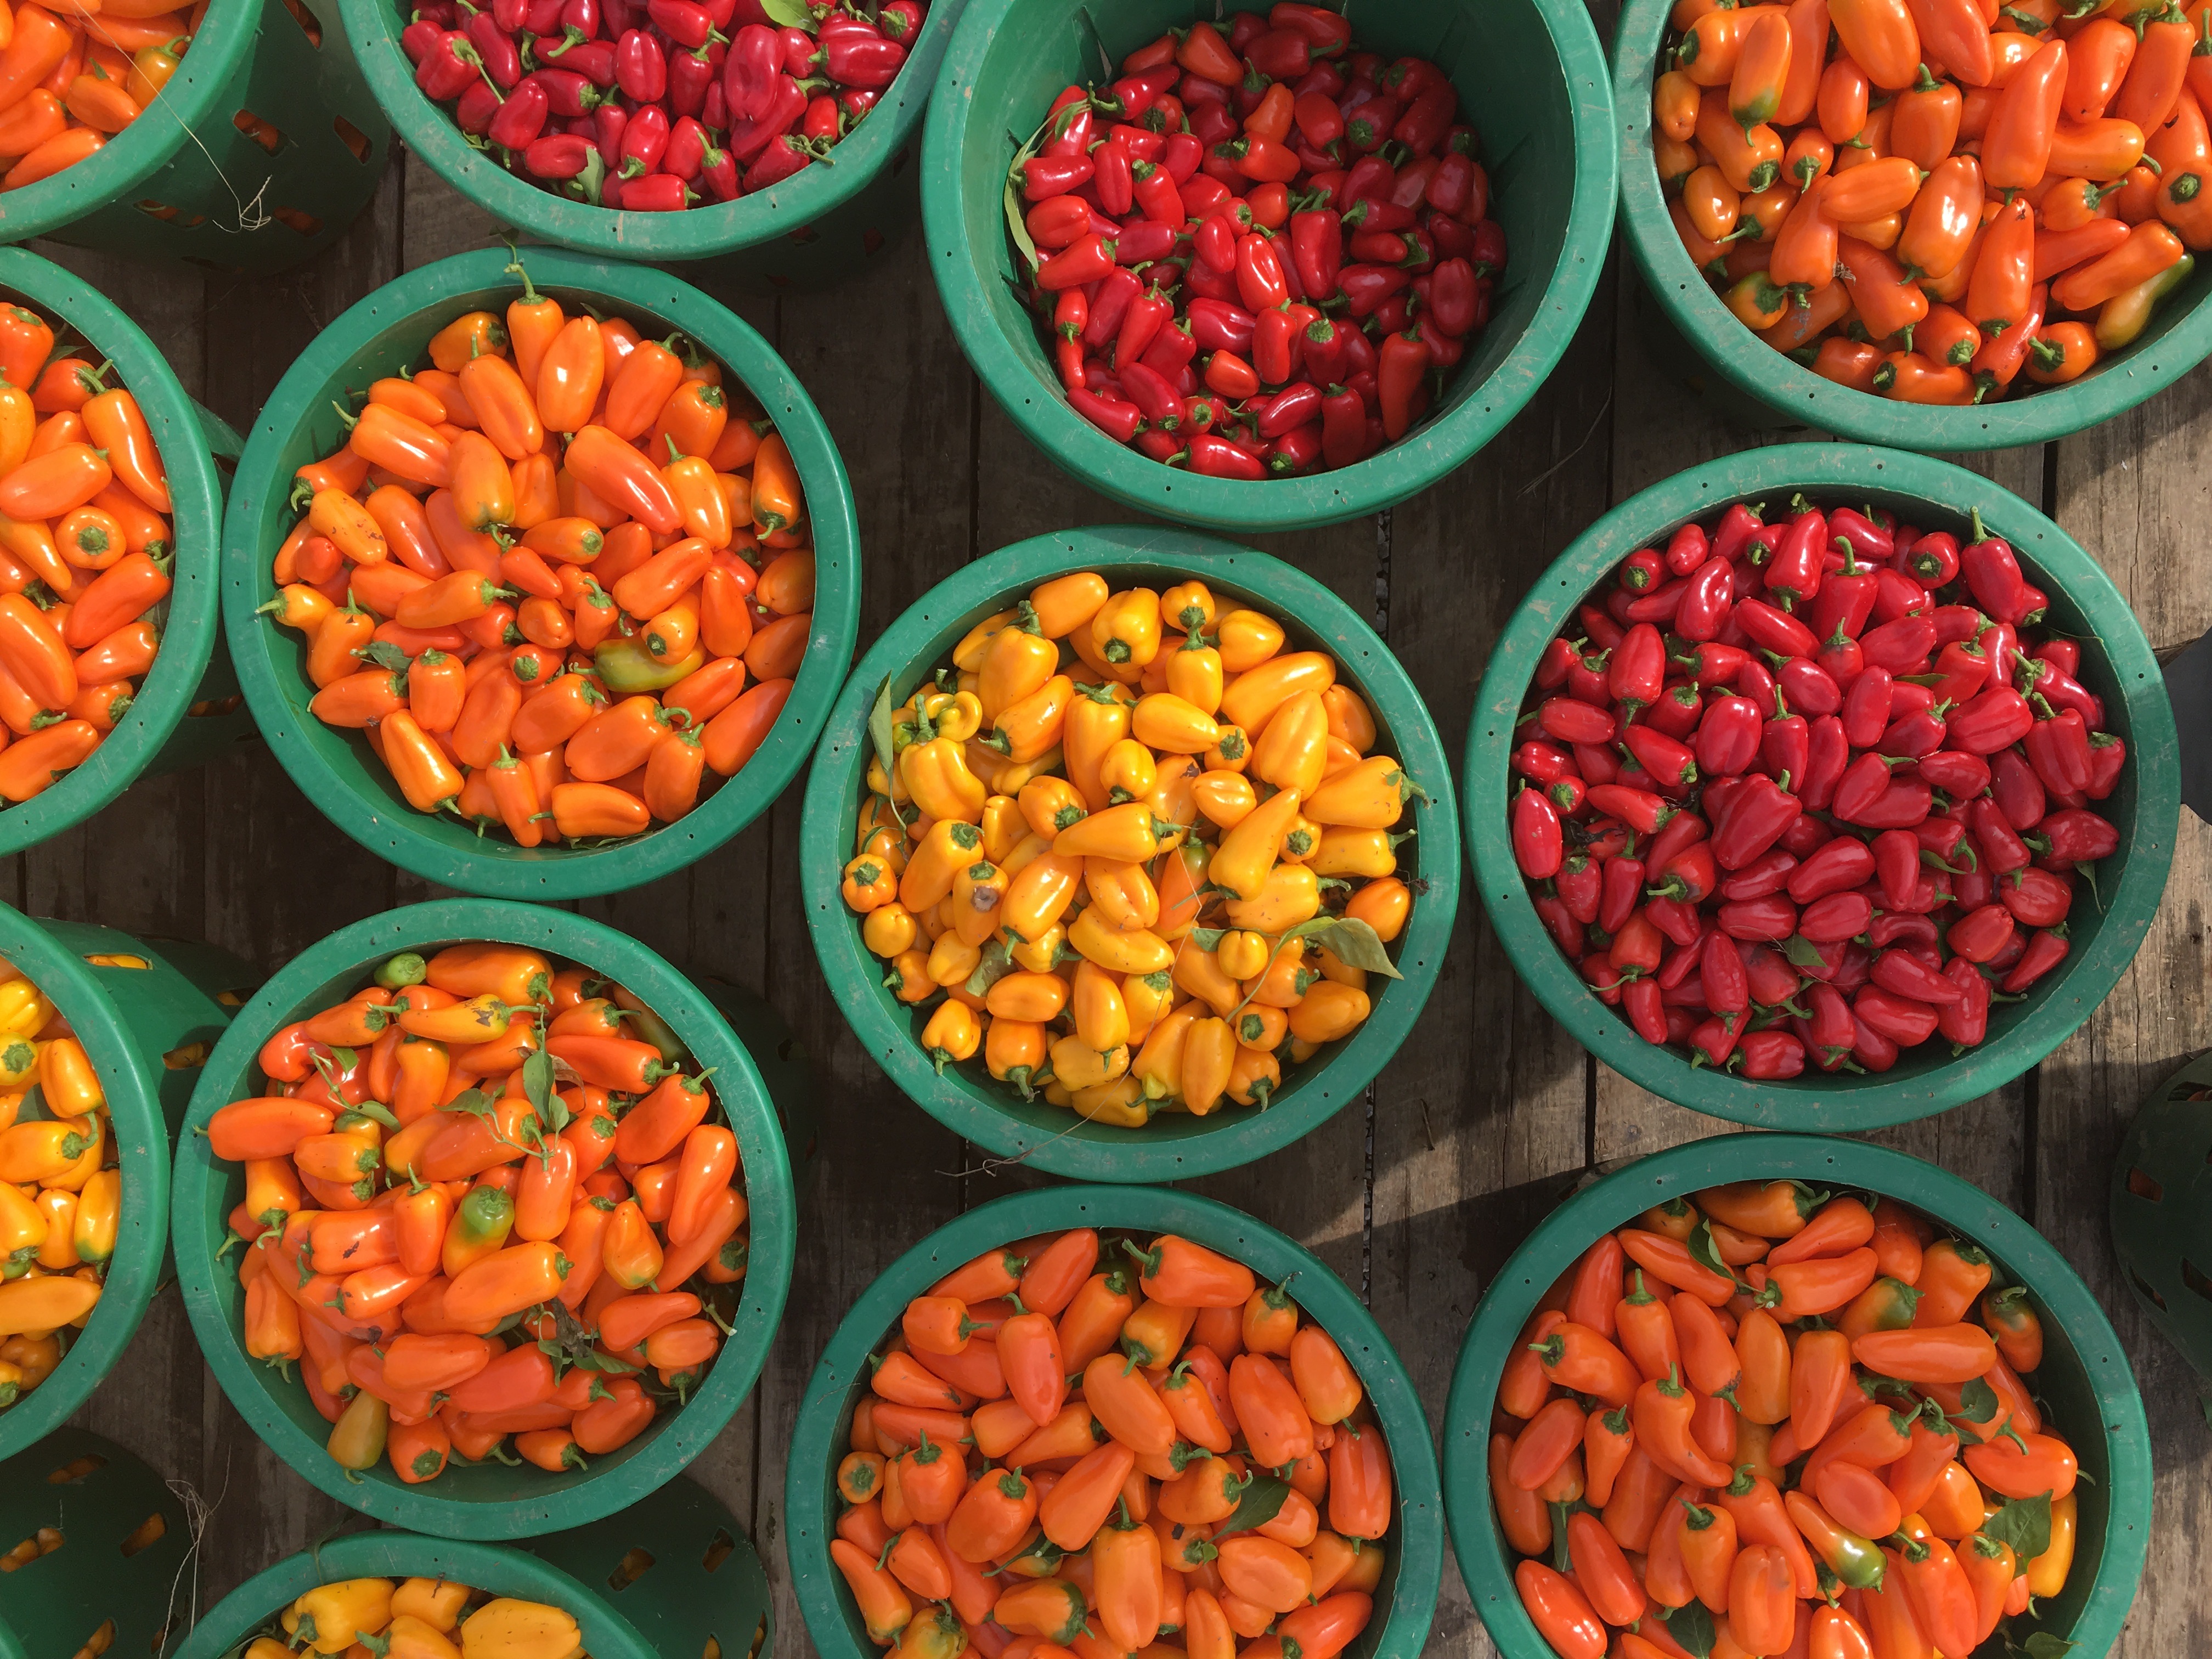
168 1528 657 1659
334 0 958 262
221 247 860 901
785 1183 1444 1659
1441 1132 2153 1659
799 524 1461 1180
1462 443 2179 1128
168 898 798 1538
0 245 224 858
0 907 174 1460
1612 0 2212 448
918 0 1620 534
0 0 259 248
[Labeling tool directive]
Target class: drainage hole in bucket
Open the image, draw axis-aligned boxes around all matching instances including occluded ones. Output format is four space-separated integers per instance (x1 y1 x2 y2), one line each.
163 1040 211 1069
2127 1167 2165 1200
272 209 323 236
280 0 323 45
703 1529 735 1571
334 116 372 163
71 1617 116 1659
119 1514 165 1556
49 1453 106 1483
136 200 206 228
232 111 285 154
2131 1267 2168 1310
608 1546 654 1590
1 1526 63 1571
2182 1259 2212 1302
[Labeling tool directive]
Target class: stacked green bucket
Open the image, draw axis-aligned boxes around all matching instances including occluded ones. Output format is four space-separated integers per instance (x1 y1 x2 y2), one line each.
0 1427 198 1659
173 1477 774 1659
170 899 798 1536
802 526 1458 1181
0 910 247 1461
786 1185 1444 1659
1444 1134 2153 1659
0 247 255 858
0 0 388 272
335 0 964 287
2110 1049 2212 1381
221 248 860 900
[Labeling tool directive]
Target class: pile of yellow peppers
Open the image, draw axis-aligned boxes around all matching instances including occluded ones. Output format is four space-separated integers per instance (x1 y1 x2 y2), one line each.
840 570 1421 1127
0 963 116 1407
247 1576 583 1659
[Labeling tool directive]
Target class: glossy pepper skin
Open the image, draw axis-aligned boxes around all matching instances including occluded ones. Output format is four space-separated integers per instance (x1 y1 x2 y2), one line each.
1658 0 2200 403
1509 489 2121 1080
1015 29 1502 479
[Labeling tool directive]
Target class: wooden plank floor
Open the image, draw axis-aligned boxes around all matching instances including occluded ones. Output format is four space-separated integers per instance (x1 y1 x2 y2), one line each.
48 5 2212 1647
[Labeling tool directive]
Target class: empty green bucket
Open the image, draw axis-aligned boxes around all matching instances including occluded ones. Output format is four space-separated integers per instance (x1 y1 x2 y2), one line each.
786 1183 1443 1659
0 910 247 1462
0 1427 198 1659
1442 1133 2151 1659
2109 1049 2212 1383
1463 444 2179 1128
800 526 1459 1181
333 0 963 287
0 0 390 272
0 247 255 858
1613 0 2212 445
920 0 1618 533
169 899 799 1538
219 247 860 900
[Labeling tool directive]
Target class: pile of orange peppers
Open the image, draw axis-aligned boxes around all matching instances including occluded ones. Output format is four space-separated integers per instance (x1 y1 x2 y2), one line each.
1490 1181 2080 1659
0 964 120 1409
1654 0 2212 402
0 0 205 193
827 1226 1391 1658
0 302 177 802
209 941 751 1485
261 262 812 848
246 1575 583 1659
840 571 1420 1127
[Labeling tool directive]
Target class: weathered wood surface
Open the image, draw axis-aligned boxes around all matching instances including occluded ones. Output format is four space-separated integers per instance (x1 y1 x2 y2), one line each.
45 5 2212 1647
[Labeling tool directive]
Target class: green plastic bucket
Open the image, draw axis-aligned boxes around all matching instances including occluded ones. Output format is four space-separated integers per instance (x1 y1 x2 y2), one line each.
221 247 860 901
334 0 963 288
2109 1049 2212 1384
800 526 1460 1181
920 0 1618 534
168 898 799 1539
1464 444 2180 1129
1442 1132 2152 1659
1613 0 2212 447
0 0 388 273
168 1476 775 1659
0 1427 198 1659
0 247 256 857
0 909 247 1462
786 1184 1444 1659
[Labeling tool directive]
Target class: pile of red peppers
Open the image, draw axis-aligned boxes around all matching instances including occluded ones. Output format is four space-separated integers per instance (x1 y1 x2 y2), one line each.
399 0 925 212
1508 496 2128 1080
1009 5 1507 482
